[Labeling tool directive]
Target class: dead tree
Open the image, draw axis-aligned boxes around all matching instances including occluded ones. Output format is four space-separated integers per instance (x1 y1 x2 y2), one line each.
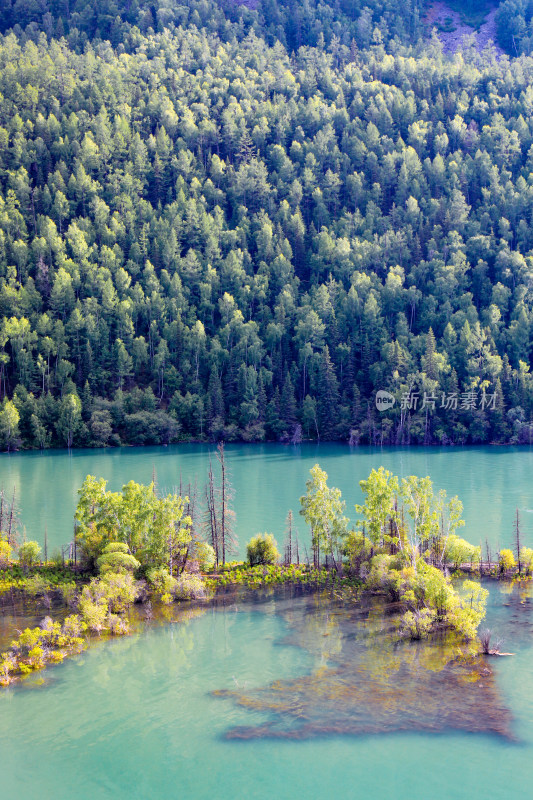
284 510 294 565
515 508 522 575
204 455 220 565
485 538 492 573
216 442 237 564
177 478 199 574
0 487 20 547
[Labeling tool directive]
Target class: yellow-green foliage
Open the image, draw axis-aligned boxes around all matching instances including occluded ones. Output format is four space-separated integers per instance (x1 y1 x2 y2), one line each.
366 552 488 642
365 553 406 595
204 564 341 591
401 608 437 640
79 571 137 633
1 615 86 685
343 530 374 569
18 541 42 570
147 567 207 601
147 567 178 598
443 534 481 568
97 542 140 575
520 547 533 574
58 581 77 606
0 539 11 567
450 581 489 640
75 476 192 571
499 549 516 572
174 573 207 600
246 533 280 566
78 593 108 634
193 541 216 572
107 614 130 635
23 575 50 597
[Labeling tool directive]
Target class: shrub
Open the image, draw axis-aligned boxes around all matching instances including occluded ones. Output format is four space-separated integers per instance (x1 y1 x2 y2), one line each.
194 541 216 572
0 539 11 567
23 576 50 597
246 533 280 566
499 549 516 573
99 572 137 612
443 534 481 569
107 613 130 635
18 541 42 570
97 542 140 575
79 572 137 631
343 530 373 569
366 553 404 596
78 593 108 633
62 615 85 638
451 580 489 640
58 581 78 607
520 546 533 574
0 652 16 685
146 567 177 597
401 608 437 640
174 572 207 600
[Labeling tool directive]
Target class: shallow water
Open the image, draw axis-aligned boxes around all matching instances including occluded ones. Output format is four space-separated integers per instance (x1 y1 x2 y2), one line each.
0 584 532 800
0 443 532 555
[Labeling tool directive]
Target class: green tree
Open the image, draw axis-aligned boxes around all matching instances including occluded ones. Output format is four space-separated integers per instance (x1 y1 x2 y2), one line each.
0 399 20 451
246 533 280 566
300 464 347 567
56 393 82 448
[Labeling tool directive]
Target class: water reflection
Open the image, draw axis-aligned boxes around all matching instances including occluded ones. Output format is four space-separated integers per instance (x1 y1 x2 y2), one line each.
215 591 513 741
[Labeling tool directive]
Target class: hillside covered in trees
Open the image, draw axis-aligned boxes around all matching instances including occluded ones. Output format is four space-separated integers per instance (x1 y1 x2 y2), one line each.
1 0 533 448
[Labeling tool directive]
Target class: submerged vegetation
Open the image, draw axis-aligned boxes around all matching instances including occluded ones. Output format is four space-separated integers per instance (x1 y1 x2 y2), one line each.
215 590 514 742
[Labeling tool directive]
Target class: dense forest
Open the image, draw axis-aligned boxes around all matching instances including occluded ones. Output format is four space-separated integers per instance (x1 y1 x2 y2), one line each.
1 0 533 448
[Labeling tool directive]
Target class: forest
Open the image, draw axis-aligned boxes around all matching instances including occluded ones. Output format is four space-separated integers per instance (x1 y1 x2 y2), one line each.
1 0 533 448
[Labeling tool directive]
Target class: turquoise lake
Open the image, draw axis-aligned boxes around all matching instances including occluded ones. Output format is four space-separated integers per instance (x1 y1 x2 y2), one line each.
1 444 533 799
0 585 532 799
0 443 531 555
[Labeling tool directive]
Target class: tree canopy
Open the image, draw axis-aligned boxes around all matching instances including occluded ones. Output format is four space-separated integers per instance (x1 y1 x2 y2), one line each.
0 0 532 448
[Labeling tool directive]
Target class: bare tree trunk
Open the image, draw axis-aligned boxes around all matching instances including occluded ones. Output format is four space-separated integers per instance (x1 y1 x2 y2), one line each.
219 442 227 565
205 458 219 565
217 442 237 564
7 488 17 546
515 508 522 575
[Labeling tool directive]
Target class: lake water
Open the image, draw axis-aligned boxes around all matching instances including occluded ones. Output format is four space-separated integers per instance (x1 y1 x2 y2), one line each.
0 443 532 556
0 584 532 800
1 444 533 799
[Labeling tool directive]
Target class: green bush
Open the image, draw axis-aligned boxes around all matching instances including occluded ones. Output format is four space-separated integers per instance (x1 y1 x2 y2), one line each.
499 549 516 573
0 539 11 567
23 576 50 597
246 533 280 566
174 572 207 600
193 541 216 572
18 541 42 570
97 542 140 575
520 546 533 574
79 572 137 632
146 567 178 597
401 608 437 640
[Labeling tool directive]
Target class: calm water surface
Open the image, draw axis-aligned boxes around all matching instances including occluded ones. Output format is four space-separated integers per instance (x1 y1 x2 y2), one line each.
0 585 532 800
1 444 533 799
0 443 531 554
